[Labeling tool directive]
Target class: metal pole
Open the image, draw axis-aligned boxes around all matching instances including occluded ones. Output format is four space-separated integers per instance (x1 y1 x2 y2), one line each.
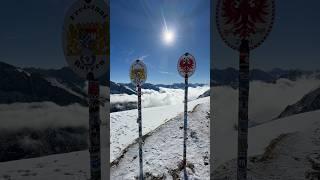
137 85 144 180
237 39 250 180
88 74 101 180
183 75 188 180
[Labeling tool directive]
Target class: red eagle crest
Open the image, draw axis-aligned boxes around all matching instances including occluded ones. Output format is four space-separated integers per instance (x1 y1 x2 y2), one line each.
179 58 195 72
222 0 269 39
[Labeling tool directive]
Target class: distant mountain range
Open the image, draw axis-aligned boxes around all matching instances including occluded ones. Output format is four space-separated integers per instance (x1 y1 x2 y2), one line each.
211 68 320 87
0 62 87 106
0 61 207 106
1 61 320 106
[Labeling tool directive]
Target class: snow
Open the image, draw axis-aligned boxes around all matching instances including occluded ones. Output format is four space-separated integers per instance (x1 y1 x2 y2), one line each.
214 111 320 179
0 148 110 180
214 109 320 167
0 97 209 180
124 85 135 93
110 97 209 162
1 105 318 179
46 78 85 99
1 78 320 179
212 79 320 168
0 121 109 180
0 150 90 180
212 78 320 179
111 100 210 179
16 68 31 77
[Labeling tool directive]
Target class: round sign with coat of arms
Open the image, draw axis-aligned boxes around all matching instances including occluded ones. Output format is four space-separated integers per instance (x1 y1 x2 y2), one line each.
130 60 147 86
62 0 109 79
177 52 196 78
216 0 275 51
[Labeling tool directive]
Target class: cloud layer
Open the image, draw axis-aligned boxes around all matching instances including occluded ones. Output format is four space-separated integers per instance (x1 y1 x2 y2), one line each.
0 102 108 130
111 86 209 108
213 78 320 134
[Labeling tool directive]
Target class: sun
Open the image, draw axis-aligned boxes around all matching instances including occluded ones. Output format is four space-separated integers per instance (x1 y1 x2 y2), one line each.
163 30 175 45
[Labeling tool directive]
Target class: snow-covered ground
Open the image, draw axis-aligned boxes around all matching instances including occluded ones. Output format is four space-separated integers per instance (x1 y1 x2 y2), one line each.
0 96 210 180
111 98 210 179
0 94 109 179
0 148 108 180
111 97 209 162
213 79 320 167
213 78 320 179
0 87 209 180
1 78 320 179
214 110 320 179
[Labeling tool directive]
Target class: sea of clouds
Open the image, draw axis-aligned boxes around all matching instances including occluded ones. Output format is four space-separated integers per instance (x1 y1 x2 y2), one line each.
1 78 319 130
111 86 210 108
213 78 320 133
212 78 320 168
0 78 319 162
0 102 108 130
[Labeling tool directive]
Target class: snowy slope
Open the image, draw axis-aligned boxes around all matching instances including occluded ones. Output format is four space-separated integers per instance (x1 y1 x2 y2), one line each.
278 85 320 118
212 79 320 179
16 68 31 77
213 110 320 180
0 98 209 180
111 99 210 179
110 97 209 162
45 77 85 99
0 88 109 180
0 122 110 180
0 150 94 180
212 79 320 168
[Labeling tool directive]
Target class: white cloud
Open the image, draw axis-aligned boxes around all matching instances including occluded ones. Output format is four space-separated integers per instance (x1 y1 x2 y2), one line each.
213 78 320 133
158 70 172 75
111 86 209 108
213 78 320 167
0 102 108 130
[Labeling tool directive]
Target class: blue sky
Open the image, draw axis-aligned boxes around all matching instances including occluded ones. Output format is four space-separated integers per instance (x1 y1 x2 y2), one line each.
110 0 210 84
0 0 319 82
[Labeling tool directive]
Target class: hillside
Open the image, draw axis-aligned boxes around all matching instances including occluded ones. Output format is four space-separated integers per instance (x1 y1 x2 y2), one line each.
0 98 210 179
0 62 86 106
214 110 320 180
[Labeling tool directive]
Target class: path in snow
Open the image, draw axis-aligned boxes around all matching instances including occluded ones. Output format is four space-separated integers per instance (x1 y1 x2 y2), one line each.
110 97 209 162
111 100 210 179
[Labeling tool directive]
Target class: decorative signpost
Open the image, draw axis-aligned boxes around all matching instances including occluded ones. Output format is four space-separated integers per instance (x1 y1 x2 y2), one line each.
130 60 147 180
216 0 275 179
62 0 109 180
177 52 196 180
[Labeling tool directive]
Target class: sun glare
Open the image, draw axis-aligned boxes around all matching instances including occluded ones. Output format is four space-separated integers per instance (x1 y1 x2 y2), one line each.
163 30 175 45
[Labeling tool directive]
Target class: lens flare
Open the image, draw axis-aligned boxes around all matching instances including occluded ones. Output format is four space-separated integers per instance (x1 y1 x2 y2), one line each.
163 30 175 45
